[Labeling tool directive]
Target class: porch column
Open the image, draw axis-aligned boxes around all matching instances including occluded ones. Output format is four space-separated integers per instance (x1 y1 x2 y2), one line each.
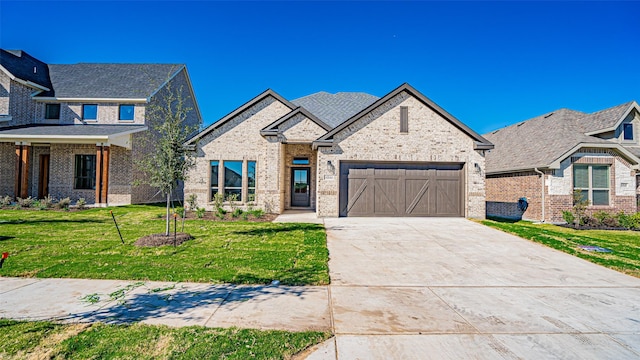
95 144 110 204
14 143 30 199
101 145 110 204
95 145 102 203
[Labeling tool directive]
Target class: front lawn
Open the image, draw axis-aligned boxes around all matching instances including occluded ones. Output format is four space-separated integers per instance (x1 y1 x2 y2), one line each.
0 205 329 285
0 319 330 359
482 218 640 278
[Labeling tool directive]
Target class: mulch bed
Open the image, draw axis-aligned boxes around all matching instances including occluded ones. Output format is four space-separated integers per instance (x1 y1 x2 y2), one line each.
558 224 632 231
168 212 277 222
135 232 193 247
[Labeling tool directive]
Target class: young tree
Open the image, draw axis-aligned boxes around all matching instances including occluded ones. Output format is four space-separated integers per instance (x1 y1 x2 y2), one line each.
136 83 201 235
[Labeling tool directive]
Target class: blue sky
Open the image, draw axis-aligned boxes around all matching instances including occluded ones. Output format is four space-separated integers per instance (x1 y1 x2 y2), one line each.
1 1 638 133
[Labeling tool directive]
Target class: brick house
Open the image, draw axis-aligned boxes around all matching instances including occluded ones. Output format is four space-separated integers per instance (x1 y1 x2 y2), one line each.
0 49 201 205
184 83 493 218
484 102 640 222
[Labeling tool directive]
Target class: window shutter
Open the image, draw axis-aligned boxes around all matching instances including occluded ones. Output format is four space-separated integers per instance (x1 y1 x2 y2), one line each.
400 106 408 133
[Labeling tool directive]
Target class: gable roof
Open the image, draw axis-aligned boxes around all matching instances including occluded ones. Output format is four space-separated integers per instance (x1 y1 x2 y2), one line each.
185 89 296 145
0 49 52 91
313 83 493 150
291 91 379 128
483 104 640 174
579 101 639 135
37 63 184 99
260 106 332 136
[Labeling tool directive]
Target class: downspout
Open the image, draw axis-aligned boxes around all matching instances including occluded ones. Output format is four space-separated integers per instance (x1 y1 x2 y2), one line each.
533 168 545 222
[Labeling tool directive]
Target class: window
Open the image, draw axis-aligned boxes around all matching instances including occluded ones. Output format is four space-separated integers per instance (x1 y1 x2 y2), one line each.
210 161 219 199
45 104 60 119
211 160 257 202
119 105 135 121
74 155 96 190
247 161 256 202
400 106 408 133
292 157 309 165
623 123 634 140
82 104 98 121
224 161 243 201
573 164 609 206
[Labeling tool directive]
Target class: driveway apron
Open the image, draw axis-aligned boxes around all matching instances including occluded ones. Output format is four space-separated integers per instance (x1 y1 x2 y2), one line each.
311 217 640 359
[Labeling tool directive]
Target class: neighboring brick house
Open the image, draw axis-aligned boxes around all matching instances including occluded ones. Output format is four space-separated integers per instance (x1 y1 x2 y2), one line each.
185 83 493 218
0 49 202 205
484 102 640 222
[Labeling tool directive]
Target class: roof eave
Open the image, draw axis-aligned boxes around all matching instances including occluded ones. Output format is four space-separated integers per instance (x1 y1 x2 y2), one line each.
311 139 333 150
548 142 640 170
584 101 640 136
474 141 494 150
33 97 148 103
486 166 551 176
316 83 489 145
185 89 296 146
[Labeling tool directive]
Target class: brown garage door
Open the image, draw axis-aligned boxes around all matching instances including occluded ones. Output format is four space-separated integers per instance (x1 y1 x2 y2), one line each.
339 162 464 217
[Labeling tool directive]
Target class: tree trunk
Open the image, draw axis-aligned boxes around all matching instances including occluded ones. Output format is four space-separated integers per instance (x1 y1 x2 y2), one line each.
165 192 171 236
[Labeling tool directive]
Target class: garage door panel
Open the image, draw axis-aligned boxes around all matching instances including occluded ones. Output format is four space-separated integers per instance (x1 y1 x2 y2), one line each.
341 162 463 217
374 178 399 215
405 179 430 215
345 177 369 216
435 178 461 216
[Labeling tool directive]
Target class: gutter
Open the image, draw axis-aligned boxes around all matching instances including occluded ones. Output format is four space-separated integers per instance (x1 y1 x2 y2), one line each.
533 167 545 222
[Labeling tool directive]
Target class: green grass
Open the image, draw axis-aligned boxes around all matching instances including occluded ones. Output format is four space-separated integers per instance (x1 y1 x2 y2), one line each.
482 218 640 277
0 319 331 359
0 205 329 285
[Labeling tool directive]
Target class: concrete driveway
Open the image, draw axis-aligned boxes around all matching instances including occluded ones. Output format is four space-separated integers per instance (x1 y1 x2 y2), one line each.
308 217 640 359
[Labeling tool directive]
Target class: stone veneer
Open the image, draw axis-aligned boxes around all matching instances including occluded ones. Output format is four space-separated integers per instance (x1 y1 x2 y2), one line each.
486 149 637 222
185 96 292 213
315 91 487 218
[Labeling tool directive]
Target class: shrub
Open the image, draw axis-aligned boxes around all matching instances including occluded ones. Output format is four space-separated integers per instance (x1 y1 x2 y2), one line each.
17 197 34 208
241 212 249 220
212 193 225 211
593 211 619 227
187 193 198 212
76 198 86 209
195 207 206 218
174 206 185 218
250 208 265 218
40 195 54 209
227 193 239 212
215 210 225 220
582 216 599 227
231 208 243 218
617 212 640 230
562 210 575 225
56 197 71 210
0 195 12 207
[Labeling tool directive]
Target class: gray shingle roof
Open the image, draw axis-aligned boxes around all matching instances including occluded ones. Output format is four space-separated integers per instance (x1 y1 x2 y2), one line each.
577 101 635 134
292 91 379 128
40 63 183 99
0 49 52 90
0 124 146 137
484 102 639 174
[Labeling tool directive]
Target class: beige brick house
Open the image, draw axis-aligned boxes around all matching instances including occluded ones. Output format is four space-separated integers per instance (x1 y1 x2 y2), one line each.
484 102 640 222
0 49 201 205
185 83 493 218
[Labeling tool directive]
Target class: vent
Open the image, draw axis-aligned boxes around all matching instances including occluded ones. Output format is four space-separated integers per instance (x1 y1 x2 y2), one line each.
400 106 408 133
544 112 554 118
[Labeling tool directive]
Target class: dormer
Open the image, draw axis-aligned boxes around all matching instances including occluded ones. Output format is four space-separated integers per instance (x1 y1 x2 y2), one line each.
582 101 640 145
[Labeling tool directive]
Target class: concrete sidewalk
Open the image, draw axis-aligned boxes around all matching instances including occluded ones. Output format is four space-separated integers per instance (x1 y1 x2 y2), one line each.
0 277 330 332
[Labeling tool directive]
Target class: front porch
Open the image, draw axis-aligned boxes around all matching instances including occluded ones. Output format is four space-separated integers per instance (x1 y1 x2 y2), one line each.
0 124 146 205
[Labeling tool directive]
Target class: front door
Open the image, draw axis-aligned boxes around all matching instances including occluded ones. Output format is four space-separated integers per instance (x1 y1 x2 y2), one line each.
38 154 50 199
291 168 310 207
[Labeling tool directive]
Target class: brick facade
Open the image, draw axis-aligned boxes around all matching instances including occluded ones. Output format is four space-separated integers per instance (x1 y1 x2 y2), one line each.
487 149 637 222
0 67 199 205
